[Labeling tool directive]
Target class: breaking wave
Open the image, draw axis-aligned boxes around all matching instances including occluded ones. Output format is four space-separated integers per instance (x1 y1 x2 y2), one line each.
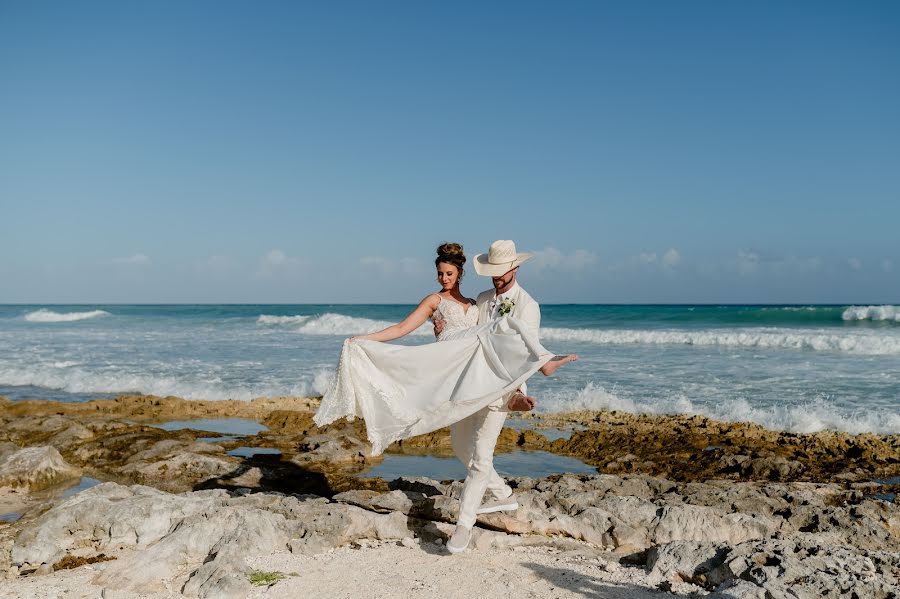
24 309 110 323
294 313 432 336
257 314 311 325
842 305 900 322
0 364 334 402
541 326 900 356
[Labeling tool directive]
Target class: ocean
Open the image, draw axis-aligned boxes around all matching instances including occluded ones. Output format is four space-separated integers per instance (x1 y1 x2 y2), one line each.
1 304 898 435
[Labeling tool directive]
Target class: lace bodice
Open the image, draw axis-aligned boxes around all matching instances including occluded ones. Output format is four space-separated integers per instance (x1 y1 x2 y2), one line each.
434 297 478 341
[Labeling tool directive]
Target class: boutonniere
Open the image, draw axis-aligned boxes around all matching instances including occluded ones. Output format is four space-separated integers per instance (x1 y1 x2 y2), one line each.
498 298 516 317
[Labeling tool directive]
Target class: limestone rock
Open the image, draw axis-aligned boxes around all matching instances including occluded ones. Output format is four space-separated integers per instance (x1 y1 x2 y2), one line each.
292 433 371 464
651 505 774 545
97 504 291 597
716 537 900 599
11 483 225 567
333 489 420 514
11 482 414 598
0 442 20 461
646 541 731 588
708 580 769 599
0 446 82 491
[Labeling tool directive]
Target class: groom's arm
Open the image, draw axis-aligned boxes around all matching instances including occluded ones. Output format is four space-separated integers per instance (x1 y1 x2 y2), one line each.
518 302 541 333
509 299 541 405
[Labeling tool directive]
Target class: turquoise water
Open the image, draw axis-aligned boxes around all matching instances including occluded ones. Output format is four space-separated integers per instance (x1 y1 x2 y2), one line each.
1 304 899 434
227 447 282 458
0 476 102 523
361 451 598 480
152 418 269 435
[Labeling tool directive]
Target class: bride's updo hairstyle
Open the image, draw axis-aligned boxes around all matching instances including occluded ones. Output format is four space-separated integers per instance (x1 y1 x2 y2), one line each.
436 242 466 280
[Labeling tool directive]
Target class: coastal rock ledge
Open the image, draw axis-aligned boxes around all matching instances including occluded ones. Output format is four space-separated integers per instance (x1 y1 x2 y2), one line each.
2 474 898 598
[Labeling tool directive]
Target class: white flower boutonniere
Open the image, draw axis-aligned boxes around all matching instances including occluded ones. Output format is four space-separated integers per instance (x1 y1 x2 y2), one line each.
497 298 516 317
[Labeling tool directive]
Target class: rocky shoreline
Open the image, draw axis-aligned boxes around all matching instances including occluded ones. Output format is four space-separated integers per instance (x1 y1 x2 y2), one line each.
1 394 899 598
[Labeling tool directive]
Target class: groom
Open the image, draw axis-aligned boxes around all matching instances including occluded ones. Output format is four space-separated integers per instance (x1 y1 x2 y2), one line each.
434 239 541 554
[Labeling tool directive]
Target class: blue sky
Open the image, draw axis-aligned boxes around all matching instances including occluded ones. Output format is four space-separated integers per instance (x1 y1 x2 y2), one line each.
1 1 898 303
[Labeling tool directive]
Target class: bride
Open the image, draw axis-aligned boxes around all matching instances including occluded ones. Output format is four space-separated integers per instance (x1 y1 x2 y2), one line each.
315 242 575 455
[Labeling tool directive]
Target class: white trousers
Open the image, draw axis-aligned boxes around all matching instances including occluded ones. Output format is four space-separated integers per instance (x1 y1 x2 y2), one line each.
450 396 513 528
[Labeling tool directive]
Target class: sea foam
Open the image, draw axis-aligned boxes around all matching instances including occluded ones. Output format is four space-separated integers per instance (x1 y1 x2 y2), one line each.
257 314 311 325
0 364 332 402
541 326 900 355
294 313 433 336
24 309 110 323
842 305 900 322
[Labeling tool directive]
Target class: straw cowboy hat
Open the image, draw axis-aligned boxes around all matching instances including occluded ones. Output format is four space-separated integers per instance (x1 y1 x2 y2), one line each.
473 239 533 277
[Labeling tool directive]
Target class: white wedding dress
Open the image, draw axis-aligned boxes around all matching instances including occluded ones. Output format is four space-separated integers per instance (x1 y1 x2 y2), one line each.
314 297 554 455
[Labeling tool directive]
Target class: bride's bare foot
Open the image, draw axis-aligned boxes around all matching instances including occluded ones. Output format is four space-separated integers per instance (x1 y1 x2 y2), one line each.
540 354 578 376
507 391 536 411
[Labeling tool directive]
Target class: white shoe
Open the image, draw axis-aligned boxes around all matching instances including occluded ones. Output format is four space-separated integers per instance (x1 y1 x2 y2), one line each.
446 525 472 554
476 494 519 514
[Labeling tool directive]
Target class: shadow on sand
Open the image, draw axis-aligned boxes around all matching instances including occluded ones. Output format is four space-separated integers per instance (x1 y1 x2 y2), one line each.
523 562 667 598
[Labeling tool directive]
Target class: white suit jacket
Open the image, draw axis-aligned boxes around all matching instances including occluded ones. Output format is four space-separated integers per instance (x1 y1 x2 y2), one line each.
475 282 541 400
475 281 541 331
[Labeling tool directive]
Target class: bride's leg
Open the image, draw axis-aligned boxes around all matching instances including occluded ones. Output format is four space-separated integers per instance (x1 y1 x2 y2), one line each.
540 354 578 376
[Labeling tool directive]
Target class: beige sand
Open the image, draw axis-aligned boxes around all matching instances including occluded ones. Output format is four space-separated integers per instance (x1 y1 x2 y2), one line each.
0 541 673 599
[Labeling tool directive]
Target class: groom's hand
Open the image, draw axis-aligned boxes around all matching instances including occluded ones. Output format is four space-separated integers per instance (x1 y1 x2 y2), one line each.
433 319 445 338
507 391 536 411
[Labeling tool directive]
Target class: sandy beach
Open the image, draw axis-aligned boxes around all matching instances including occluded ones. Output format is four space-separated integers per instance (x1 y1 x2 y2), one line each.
1 542 677 599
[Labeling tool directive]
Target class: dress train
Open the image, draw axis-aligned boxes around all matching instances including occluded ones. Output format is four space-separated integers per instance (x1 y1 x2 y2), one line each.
314 317 553 455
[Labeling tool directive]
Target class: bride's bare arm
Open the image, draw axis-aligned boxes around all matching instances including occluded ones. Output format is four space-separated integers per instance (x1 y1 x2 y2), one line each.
354 294 441 343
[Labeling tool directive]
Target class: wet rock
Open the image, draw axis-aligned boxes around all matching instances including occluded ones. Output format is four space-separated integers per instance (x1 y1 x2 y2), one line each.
0 446 82 491
0 394 320 423
112 440 237 492
548 409 900 483
291 433 372 464
4 394 900 487
720 454 806 481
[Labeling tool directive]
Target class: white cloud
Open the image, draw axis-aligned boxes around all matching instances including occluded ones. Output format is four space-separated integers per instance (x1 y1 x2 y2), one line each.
662 248 681 268
256 249 304 278
847 257 863 271
732 250 822 276
111 253 150 266
626 248 680 271
530 247 599 272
